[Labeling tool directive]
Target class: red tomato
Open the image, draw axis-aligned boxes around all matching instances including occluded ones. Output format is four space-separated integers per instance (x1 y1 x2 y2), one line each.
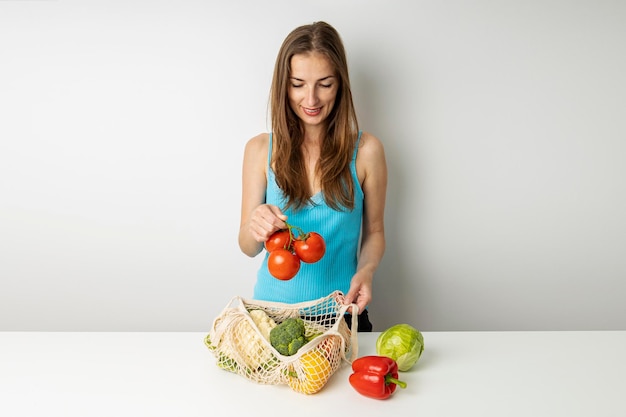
267 248 301 280
264 229 292 252
293 232 326 263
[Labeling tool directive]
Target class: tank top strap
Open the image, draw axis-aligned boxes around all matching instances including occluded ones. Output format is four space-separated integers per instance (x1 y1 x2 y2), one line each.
267 133 273 168
352 130 362 161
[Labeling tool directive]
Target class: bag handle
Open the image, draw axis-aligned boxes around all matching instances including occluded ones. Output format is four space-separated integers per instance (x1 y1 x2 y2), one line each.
208 295 251 343
348 303 359 361
336 302 359 362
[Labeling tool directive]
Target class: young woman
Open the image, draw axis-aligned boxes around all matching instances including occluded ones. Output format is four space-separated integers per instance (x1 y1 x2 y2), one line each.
238 21 387 331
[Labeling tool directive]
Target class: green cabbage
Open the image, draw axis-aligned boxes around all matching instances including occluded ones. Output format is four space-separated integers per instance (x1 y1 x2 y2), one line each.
376 323 424 371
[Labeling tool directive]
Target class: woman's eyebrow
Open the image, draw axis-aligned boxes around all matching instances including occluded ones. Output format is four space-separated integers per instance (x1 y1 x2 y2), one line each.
290 75 336 82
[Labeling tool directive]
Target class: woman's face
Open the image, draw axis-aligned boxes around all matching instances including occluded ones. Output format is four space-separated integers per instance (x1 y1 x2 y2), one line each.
288 52 338 129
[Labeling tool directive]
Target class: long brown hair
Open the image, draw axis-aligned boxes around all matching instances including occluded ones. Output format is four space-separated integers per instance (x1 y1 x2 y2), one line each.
270 21 359 211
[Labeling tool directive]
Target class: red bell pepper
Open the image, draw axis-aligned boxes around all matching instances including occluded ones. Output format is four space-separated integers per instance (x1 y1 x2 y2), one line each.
349 355 407 400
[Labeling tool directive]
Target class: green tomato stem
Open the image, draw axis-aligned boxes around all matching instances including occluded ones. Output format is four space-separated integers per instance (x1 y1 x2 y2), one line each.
284 222 306 241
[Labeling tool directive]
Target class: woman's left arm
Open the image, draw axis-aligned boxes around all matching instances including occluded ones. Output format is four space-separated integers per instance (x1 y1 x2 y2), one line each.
344 132 388 313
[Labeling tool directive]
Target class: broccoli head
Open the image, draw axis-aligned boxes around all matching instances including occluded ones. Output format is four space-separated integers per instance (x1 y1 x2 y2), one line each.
269 317 306 356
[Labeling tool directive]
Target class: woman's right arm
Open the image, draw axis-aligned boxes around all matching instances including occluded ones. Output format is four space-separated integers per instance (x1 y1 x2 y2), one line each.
238 133 287 257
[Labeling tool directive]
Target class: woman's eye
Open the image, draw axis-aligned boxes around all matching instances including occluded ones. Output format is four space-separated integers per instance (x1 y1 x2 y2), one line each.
320 84 333 88
291 84 304 88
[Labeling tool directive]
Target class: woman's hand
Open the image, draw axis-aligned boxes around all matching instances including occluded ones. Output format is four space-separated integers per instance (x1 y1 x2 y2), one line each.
247 204 288 243
343 270 374 314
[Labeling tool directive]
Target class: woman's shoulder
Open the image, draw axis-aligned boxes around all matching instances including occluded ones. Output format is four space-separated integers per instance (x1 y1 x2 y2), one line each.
244 132 270 153
358 131 385 155
355 131 387 187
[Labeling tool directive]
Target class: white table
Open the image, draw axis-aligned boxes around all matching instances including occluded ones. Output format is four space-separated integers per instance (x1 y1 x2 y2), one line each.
1 331 625 417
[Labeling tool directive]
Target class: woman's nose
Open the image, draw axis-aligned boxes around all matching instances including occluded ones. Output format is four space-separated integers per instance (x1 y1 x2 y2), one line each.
305 87 319 106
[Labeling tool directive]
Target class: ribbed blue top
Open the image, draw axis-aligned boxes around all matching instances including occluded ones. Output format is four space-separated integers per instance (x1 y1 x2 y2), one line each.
253 132 364 303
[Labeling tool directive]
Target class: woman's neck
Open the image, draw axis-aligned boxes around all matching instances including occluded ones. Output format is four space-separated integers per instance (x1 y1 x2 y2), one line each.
302 124 325 145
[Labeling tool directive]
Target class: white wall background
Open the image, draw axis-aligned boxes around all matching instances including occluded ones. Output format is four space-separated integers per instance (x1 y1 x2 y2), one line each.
1 0 624 331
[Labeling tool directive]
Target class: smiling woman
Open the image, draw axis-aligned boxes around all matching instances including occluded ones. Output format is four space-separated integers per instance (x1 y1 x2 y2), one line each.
288 52 338 128
237 21 388 332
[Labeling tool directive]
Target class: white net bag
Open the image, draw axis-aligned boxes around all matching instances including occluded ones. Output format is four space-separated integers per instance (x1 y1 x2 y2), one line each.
204 291 358 394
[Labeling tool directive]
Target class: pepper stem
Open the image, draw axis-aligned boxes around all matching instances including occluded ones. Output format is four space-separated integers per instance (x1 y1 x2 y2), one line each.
386 375 407 389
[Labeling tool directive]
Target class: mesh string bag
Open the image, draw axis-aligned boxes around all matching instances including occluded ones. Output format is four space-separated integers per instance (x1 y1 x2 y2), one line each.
205 291 358 394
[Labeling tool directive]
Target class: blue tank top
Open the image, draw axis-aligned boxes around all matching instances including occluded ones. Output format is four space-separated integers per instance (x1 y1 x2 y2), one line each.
253 132 364 303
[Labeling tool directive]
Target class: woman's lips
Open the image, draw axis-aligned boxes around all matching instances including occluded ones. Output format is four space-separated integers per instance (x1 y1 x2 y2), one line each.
303 107 322 116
